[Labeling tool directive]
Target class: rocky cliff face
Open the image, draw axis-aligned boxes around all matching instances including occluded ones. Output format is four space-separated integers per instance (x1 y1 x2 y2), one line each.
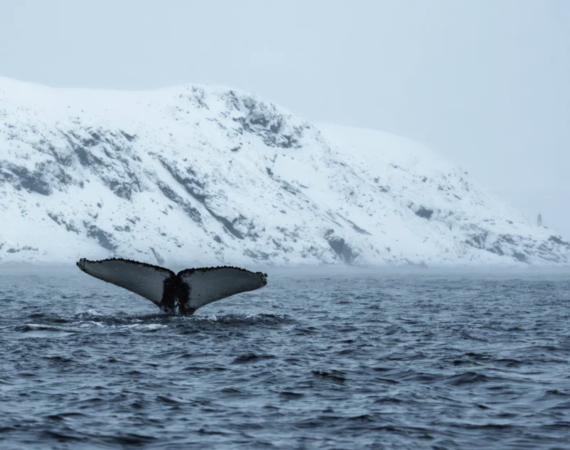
0 77 568 266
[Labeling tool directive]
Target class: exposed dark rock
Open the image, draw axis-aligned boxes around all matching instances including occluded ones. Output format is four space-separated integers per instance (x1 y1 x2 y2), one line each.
150 247 165 265
405 259 429 268
513 252 528 263
224 91 305 149
415 206 433 220
62 128 141 206
487 246 505 256
108 180 133 200
276 226 301 244
6 246 38 253
73 146 91 167
113 225 131 232
51 165 74 186
65 131 109 168
549 236 570 248
120 131 136 142
47 212 79 233
243 249 271 261
325 229 356 264
0 165 15 183
338 215 371 235
84 224 117 251
208 209 244 240
160 160 246 239
179 86 209 109
281 181 301 196
536 252 561 263
500 235 516 245
9 165 51 195
464 231 512 257
160 159 206 202
271 238 292 253
467 232 488 249
63 129 141 201
37 141 74 166
157 182 202 224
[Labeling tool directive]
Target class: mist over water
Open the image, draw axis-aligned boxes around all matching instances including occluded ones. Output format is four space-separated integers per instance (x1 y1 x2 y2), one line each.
1 267 569 449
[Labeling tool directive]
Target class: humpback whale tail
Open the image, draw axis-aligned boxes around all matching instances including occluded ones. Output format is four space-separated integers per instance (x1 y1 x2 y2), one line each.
76 258 268 315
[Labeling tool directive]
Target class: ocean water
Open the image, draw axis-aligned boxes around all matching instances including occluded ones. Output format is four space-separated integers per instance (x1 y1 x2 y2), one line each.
0 267 569 450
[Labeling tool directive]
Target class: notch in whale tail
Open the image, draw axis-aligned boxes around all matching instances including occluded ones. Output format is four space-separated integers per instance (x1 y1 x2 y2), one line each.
76 258 268 314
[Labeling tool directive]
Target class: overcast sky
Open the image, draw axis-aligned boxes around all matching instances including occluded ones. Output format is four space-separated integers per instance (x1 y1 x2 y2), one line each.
1 0 569 236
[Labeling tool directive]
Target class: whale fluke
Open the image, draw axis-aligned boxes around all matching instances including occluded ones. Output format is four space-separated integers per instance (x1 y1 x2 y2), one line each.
76 258 268 315
76 258 173 306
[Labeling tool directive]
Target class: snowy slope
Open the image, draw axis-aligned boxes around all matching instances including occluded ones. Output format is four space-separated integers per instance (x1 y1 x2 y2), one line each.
0 76 568 266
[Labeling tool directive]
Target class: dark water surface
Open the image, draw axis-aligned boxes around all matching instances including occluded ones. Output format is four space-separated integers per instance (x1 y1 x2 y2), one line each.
1 268 569 449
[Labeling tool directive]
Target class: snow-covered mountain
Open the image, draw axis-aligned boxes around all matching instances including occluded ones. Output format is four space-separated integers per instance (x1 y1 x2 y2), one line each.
1 76 568 266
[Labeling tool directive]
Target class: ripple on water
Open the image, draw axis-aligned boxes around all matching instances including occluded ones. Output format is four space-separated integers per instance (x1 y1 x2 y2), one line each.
0 271 569 449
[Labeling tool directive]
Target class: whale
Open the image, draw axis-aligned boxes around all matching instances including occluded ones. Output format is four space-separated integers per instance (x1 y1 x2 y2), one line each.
76 258 267 315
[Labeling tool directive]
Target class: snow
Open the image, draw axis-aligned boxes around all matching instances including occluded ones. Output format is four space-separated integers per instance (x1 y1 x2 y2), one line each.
1 76 569 267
